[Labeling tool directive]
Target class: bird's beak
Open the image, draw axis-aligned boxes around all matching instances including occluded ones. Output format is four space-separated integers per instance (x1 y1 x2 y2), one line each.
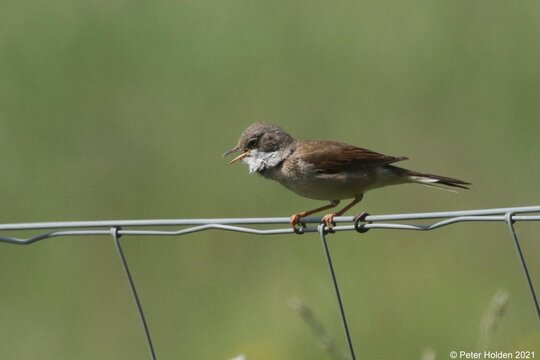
223 146 249 165
222 146 240 157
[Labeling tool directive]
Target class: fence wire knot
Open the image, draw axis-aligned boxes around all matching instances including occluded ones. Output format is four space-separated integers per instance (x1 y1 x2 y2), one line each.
111 226 122 240
353 212 371 233
293 221 306 235
504 212 515 225
318 223 330 235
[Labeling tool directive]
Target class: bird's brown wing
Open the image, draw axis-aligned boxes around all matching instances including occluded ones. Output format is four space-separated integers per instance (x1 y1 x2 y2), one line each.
297 141 408 174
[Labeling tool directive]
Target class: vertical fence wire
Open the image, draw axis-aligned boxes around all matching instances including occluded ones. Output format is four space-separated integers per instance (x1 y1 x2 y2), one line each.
504 214 540 320
111 227 157 360
318 225 357 360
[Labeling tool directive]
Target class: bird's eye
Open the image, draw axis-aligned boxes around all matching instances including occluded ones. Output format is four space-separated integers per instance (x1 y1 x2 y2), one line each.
246 137 258 148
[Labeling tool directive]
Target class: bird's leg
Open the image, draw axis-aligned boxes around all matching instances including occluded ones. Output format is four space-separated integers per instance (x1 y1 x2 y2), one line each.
321 194 364 229
290 201 340 231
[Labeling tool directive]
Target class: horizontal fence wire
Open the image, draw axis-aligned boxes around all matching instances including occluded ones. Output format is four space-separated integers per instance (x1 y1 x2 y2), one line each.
1 205 540 244
1 205 539 360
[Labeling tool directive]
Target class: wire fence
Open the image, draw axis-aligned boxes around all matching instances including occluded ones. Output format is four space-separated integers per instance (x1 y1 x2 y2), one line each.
1 205 539 360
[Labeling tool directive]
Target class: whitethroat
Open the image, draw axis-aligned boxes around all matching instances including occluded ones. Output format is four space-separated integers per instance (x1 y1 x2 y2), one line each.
224 123 470 231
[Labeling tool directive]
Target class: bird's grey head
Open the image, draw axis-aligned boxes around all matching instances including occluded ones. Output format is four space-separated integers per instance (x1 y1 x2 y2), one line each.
223 122 294 173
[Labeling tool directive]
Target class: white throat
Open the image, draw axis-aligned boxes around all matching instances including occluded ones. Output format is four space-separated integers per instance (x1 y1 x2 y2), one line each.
243 149 283 173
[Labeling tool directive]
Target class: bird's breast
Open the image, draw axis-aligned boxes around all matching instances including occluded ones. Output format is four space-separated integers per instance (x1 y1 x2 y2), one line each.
264 158 404 200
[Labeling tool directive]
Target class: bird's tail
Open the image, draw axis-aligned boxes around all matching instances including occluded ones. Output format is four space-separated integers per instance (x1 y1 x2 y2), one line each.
405 169 471 192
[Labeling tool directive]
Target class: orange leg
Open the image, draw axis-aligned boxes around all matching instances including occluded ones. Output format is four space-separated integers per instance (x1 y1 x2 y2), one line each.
290 201 340 230
321 194 364 229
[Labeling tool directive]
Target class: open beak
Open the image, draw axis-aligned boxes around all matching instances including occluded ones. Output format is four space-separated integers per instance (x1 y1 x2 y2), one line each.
223 146 249 165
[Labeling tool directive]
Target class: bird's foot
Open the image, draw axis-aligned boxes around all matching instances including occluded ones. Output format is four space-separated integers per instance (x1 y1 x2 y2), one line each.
290 212 307 234
321 212 338 231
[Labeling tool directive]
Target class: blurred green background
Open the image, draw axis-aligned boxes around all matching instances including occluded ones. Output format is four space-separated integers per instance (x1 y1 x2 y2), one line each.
1 1 539 359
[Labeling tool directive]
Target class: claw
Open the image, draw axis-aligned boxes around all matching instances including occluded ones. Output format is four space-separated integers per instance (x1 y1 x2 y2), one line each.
321 212 338 230
290 213 307 234
290 213 301 228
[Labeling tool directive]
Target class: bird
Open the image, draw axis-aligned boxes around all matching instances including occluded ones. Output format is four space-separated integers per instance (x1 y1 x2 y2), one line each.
223 122 470 232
